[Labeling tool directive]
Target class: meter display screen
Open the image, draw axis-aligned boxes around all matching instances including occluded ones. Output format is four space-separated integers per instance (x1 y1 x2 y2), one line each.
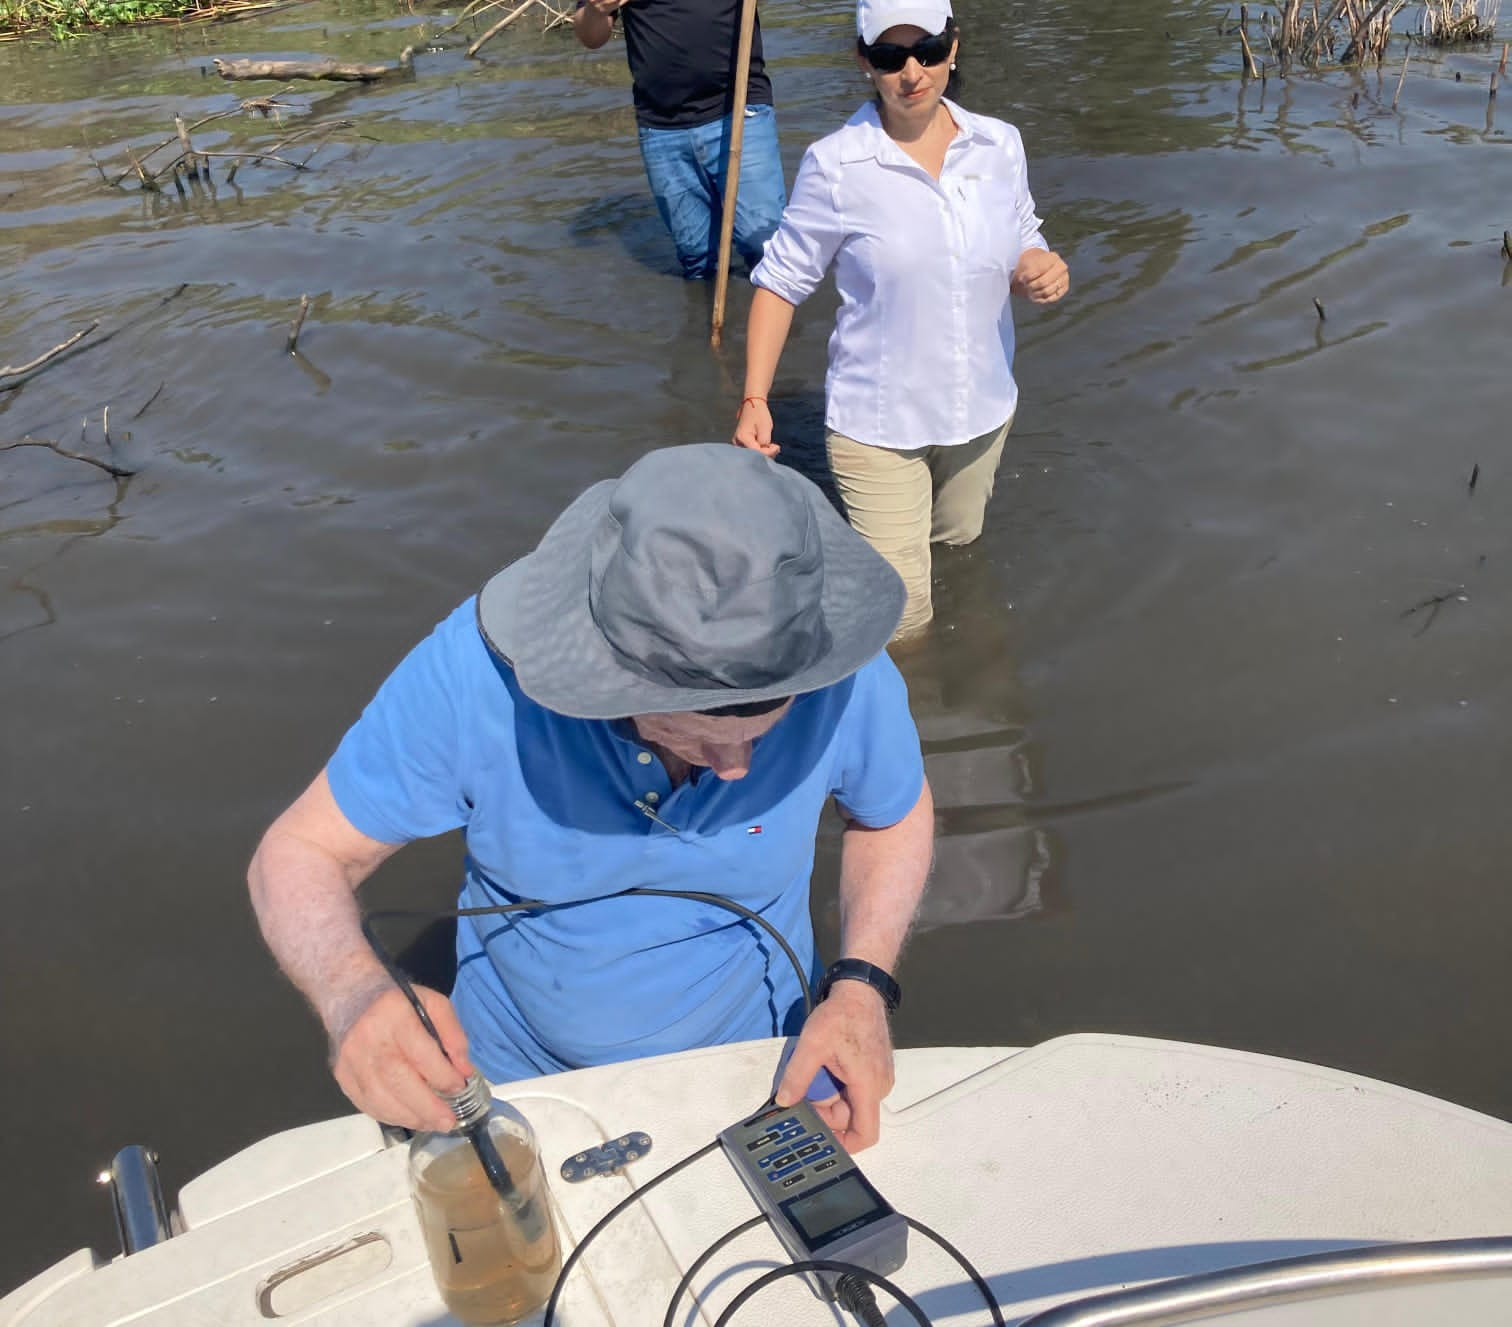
784 1175 885 1247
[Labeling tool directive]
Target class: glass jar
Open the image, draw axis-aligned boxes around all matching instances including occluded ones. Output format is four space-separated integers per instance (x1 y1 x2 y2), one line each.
409 1073 562 1325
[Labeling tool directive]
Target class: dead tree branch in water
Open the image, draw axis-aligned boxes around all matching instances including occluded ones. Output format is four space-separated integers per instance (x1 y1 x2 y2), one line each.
1392 47 1412 106
1340 0 1407 64
445 0 572 49
0 438 137 478
1400 586 1468 636
106 92 300 188
1419 0 1500 44
133 381 167 420
0 321 100 387
214 46 414 81
1239 15 1263 77
105 106 357 192
286 294 312 352
466 0 536 54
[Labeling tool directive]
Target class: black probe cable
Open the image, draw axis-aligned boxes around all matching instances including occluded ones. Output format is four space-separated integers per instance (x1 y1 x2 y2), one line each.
664 1213 1004 1327
364 896 998 1326
902 1216 1005 1327
712 1262 932 1327
539 1137 722 1327
361 893 814 1327
661 1217 765 1327
363 883 816 1029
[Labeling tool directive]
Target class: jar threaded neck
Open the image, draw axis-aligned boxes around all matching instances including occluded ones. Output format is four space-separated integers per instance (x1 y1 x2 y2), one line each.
441 1072 493 1129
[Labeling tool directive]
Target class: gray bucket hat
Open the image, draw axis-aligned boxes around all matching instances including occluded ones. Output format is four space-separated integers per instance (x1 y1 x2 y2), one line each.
478 444 904 719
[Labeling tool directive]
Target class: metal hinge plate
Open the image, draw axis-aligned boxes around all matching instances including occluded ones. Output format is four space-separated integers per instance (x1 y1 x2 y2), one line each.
558 1132 653 1182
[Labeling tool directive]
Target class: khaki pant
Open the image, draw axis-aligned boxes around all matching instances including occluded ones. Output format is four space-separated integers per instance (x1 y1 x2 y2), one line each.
826 419 1012 639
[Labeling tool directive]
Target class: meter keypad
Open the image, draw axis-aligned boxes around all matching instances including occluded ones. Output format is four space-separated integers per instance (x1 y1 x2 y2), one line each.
763 1127 835 1181
719 1098 907 1291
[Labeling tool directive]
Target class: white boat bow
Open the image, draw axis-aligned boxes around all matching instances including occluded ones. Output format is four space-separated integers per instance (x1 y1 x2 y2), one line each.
5 1033 1512 1325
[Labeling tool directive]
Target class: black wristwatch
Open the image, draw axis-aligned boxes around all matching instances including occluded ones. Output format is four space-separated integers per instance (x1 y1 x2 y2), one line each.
817 958 902 1014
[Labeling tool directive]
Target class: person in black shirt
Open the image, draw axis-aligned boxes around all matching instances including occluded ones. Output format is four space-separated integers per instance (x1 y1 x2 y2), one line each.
575 0 787 280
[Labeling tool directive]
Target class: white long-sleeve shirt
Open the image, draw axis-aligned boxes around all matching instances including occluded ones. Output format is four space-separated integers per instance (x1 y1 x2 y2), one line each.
752 98 1048 449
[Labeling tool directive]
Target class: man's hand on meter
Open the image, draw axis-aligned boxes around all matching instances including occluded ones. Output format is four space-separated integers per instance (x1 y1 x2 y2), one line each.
330 984 475 1135
774 980 894 1151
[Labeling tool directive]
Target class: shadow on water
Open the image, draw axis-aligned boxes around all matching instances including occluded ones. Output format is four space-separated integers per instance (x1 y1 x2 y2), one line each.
567 188 682 279
3 0 1512 1293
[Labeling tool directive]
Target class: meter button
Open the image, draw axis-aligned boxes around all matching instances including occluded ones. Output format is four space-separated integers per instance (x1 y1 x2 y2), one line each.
796 1143 822 1158
814 1158 838 1173
781 1173 807 1188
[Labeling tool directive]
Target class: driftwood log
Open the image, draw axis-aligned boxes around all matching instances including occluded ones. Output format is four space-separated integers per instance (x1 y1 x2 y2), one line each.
214 46 413 82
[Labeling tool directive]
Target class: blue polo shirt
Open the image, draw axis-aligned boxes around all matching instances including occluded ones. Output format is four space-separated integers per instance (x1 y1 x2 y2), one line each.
327 599 924 1083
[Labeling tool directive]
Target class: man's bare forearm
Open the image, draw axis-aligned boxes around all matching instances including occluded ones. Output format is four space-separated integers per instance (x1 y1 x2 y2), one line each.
835 779 934 973
247 772 401 1048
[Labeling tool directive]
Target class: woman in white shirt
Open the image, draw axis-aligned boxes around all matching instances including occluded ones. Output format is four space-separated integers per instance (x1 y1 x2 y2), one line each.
732 0 1069 639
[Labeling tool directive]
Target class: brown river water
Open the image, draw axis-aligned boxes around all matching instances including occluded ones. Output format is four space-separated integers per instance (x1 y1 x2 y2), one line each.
3 0 1510 1291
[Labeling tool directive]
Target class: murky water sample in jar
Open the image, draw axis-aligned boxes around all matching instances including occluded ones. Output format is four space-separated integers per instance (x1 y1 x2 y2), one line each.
409 1077 561 1325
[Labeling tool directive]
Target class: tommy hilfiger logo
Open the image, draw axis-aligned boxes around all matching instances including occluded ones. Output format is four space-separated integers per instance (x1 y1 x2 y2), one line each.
747 825 763 835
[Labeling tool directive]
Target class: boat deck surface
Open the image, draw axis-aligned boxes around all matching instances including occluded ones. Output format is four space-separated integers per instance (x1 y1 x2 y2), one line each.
6 1034 1512 1325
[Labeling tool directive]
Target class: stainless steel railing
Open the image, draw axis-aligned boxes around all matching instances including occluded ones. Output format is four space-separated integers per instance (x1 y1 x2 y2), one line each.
1019 1235 1512 1326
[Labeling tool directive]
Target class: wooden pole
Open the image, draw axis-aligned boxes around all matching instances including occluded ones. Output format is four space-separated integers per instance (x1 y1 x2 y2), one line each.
709 0 758 349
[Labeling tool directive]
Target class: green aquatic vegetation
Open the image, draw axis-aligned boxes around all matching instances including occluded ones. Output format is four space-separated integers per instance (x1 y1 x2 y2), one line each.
0 0 286 40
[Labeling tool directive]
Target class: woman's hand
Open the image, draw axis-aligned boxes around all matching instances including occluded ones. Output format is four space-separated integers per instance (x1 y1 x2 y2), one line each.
732 397 780 457
1012 248 1070 304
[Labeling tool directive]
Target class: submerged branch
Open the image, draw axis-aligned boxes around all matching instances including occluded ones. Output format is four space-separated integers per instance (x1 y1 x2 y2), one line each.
1400 586 1468 637
0 321 100 386
286 293 311 352
0 438 137 478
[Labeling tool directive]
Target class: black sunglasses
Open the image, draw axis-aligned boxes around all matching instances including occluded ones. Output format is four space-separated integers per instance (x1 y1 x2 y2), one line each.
860 28 954 75
696 695 792 718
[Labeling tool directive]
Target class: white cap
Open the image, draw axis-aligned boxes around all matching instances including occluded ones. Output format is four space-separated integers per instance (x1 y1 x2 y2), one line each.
856 0 953 44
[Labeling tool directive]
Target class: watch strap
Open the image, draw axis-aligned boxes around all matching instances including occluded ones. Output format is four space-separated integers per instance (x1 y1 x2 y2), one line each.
818 958 902 1014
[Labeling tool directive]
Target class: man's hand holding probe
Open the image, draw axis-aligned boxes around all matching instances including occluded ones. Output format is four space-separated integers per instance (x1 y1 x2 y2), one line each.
248 770 469 1136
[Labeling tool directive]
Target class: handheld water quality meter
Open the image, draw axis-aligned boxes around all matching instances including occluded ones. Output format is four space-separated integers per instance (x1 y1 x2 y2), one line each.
719 1100 908 1299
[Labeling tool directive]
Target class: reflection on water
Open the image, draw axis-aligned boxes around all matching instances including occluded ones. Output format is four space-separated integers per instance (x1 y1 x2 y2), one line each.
897 544 1061 935
4 0 1512 1294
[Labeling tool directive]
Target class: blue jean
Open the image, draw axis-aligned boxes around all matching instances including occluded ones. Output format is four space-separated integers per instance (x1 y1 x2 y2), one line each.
637 104 787 280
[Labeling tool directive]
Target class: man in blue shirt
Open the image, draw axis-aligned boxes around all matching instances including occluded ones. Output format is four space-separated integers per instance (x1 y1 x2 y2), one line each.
248 445 932 1151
